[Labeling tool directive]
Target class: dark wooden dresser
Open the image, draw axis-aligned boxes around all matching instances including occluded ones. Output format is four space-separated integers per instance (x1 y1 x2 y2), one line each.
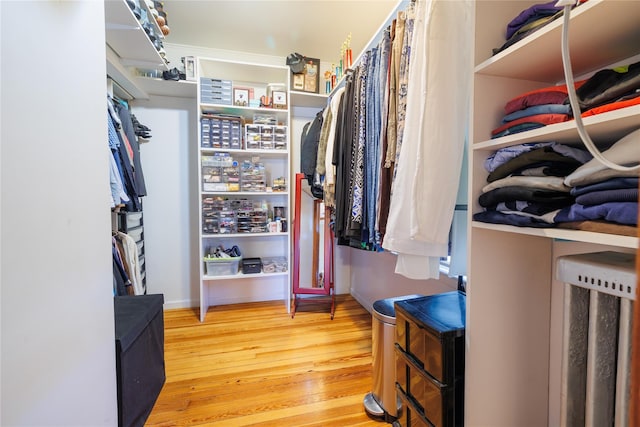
394 291 466 427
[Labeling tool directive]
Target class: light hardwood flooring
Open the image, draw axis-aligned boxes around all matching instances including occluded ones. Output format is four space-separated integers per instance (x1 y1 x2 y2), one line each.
145 295 389 426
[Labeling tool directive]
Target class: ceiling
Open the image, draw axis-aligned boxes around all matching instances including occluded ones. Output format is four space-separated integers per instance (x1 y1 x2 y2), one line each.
162 1 402 65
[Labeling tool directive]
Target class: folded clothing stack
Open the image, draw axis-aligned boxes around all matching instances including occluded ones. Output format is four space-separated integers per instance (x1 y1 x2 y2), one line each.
475 128 640 229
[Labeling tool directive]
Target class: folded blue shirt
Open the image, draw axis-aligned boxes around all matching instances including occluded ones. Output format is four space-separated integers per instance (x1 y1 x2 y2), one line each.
555 202 638 225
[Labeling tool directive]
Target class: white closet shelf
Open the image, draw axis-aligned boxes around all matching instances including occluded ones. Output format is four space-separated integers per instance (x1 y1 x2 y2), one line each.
200 104 289 122
471 221 638 249
290 91 328 109
202 191 289 197
473 104 640 151
203 232 289 239
104 0 168 71
203 271 288 281
200 148 289 157
201 104 289 114
475 0 640 82
134 77 197 98
198 58 288 84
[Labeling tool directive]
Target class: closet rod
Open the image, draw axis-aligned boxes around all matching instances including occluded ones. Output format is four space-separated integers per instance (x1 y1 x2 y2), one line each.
107 76 135 101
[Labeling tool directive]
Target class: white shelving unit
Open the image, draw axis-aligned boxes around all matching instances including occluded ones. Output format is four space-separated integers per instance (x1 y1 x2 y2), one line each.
467 1 639 426
104 0 169 99
196 57 292 322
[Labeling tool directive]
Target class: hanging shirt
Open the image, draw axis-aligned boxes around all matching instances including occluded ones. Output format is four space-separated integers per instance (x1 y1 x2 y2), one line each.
323 87 345 208
382 0 474 280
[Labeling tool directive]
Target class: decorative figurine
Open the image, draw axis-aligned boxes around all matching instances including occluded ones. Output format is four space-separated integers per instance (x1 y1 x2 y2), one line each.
324 70 332 93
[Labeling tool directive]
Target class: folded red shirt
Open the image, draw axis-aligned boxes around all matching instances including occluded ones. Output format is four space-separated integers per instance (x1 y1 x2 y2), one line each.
581 95 640 117
491 113 571 136
504 81 585 115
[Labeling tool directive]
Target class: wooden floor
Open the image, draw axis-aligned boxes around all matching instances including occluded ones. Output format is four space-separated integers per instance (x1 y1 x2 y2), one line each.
145 295 389 426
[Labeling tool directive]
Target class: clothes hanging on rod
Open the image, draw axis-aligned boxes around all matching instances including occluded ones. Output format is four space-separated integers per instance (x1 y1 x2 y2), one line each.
305 0 472 280
113 231 145 295
383 0 474 279
108 95 148 211
114 100 148 196
325 3 415 252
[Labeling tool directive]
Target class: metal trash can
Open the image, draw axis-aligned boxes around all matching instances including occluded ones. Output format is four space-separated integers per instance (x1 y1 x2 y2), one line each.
364 295 422 422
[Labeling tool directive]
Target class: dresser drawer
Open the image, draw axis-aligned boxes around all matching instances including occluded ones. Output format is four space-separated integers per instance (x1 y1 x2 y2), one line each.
396 344 459 427
396 385 431 427
395 292 465 384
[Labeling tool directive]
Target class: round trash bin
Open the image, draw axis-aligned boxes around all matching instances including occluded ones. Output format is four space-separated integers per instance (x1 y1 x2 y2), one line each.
364 294 422 422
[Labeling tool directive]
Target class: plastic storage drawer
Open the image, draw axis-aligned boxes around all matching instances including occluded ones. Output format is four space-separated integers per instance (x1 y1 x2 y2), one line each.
395 293 465 384
395 344 461 427
396 385 432 427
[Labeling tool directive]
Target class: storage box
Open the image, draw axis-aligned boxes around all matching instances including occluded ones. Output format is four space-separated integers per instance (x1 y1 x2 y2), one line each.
261 257 287 273
204 256 241 276
245 124 261 150
201 88 232 97
114 294 165 427
201 153 234 167
201 95 232 105
200 117 211 147
242 257 262 274
200 77 232 89
217 210 237 234
240 160 266 192
274 125 288 150
260 125 274 149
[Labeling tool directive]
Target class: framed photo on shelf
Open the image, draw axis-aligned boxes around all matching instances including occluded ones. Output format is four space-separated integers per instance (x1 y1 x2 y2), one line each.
292 74 304 91
183 56 196 81
272 91 287 109
290 57 320 94
233 88 250 106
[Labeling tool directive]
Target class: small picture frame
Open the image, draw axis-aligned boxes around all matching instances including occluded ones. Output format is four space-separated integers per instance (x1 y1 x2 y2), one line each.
304 59 319 93
233 88 249 107
272 91 287 109
184 56 196 81
292 74 304 91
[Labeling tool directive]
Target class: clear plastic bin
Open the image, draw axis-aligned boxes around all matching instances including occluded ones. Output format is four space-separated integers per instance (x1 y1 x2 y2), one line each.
204 256 241 276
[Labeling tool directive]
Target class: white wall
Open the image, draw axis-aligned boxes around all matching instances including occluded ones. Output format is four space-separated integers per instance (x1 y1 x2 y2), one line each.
131 97 199 309
350 249 458 313
1 1 117 425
